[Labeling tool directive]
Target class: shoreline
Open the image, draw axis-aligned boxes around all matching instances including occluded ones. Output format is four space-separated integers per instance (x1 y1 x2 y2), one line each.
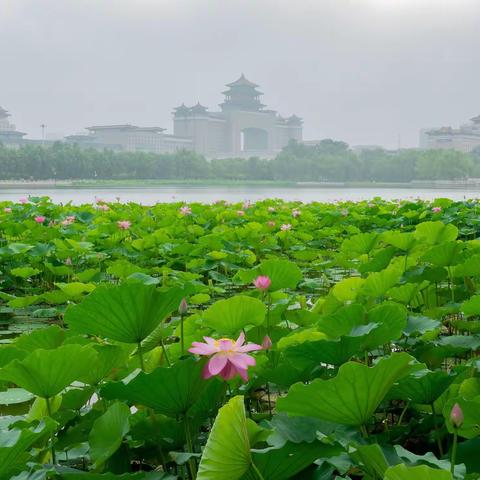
1 179 480 190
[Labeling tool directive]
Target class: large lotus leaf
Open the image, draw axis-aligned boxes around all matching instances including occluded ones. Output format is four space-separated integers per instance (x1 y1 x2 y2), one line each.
358 246 397 274
254 259 303 291
0 418 56 479
245 441 339 480
362 302 407 349
421 242 464 267
388 369 456 405
101 358 216 417
0 344 98 398
443 396 480 439
202 295 266 335
361 266 402 298
452 254 480 277
394 445 464 479
349 443 389 479
0 346 27 368
79 344 129 386
277 353 414 426
317 303 365 338
382 231 416 252
284 335 366 367
414 221 458 245
197 395 251 480
384 464 452 479
341 232 379 257
89 401 131 468
14 325 65 352
65 283 188 344
331 277 365 303
461 295 480 317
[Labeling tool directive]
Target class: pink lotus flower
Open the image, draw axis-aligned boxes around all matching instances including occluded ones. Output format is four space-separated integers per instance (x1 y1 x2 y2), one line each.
341 209 349 217
267 221 276 228
432 206 442 213
243 201 251 209
34 216 46 223
450 403 464 428
61 215 75 226
3 207 12 213
189 332 262 381
280 223 292 231
237 210 245 216
18 197 28 204
268 206 276 213
117 220 131 230
65 257 73 266
180 205 192 216
261 335 272 350
95 197 105 204
292 209 301 218
97 204 110 211
179 298 188 315
254 275 271 291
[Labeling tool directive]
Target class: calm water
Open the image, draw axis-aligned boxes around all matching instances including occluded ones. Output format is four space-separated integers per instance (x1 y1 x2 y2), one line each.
0 185 479 205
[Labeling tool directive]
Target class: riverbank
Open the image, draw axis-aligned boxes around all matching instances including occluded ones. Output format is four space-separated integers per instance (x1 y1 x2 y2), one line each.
1 178 480 190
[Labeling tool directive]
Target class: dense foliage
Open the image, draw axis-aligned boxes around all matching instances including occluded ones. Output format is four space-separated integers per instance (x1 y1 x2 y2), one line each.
0 196 480 479
1 140 480 181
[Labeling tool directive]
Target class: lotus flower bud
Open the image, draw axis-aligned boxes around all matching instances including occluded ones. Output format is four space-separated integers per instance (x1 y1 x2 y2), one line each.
262 335 272 350
179 298 188 315
450 403 464 428
253 275 271 291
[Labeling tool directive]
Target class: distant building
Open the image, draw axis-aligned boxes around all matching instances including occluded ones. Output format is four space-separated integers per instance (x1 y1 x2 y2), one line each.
173 75 302 158
0 106 26 147
65 125 192 153
423 115 480 153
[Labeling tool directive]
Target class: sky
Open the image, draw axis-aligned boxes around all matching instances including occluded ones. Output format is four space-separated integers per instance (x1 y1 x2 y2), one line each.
1 0 479 148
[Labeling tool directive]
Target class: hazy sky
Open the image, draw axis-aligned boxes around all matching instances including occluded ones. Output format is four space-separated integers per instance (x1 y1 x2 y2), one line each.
1 0 479 148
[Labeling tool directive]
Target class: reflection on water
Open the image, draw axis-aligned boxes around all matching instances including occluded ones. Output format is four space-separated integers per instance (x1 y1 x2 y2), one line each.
0 185 478 205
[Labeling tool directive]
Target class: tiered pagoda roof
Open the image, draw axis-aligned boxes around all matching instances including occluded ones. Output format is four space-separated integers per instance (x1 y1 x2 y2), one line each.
220 74 265 112
0 106 11 119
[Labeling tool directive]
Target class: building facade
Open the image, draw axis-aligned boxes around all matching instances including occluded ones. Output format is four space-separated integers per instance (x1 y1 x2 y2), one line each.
423 115 480 153
0 106 26 147
65 124 192 153
173 75 302 158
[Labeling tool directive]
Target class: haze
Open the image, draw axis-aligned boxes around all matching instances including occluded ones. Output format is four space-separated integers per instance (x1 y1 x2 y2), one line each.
1 0 479 148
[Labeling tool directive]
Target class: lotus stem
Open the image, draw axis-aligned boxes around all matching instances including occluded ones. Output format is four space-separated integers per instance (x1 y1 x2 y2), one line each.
137 342 145 371
45 396 56 464
183 416 197 479
251 461 266 480
451 429 458 475
431 403 444 457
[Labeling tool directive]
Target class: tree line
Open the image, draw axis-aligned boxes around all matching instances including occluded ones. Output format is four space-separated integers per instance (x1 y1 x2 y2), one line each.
1 140 479 182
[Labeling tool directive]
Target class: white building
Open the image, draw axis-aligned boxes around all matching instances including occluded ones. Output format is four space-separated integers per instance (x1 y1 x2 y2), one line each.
423 115 480 153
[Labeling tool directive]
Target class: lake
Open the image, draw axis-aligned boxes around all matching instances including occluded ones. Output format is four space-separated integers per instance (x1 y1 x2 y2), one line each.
1 185 480 204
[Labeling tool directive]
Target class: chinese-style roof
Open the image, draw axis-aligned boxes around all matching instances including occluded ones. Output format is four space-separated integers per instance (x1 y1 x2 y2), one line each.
173 103 190 115
287 115 303 125
225 74 259 88
190 102 208 114
0 106 11 118
471 115 480 124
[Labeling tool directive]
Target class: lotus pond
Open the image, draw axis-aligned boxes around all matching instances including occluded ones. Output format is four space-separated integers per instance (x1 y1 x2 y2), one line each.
0 196 480 479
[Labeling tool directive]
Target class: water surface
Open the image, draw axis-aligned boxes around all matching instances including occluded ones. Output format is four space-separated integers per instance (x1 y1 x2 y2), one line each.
0 185 479 204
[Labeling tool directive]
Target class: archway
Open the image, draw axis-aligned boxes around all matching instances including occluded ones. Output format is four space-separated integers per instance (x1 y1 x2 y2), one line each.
240 127 268 151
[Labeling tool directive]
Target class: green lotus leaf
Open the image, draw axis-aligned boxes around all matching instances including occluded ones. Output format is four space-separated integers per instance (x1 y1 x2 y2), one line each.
256 259 303 291
0 344 98 398
202 295 266 335
89 401 131 469
197 395 251 480
443 396 480 439
14 325 66 352
0 418 57 479
101 357 220 417
65 283 188 344
388 369 456 404
414 221 458 245
384 464 452 479
277 353 414 426
421 242 464 267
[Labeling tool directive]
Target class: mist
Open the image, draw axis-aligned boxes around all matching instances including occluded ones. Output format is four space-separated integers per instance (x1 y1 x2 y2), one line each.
1 0 480 148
